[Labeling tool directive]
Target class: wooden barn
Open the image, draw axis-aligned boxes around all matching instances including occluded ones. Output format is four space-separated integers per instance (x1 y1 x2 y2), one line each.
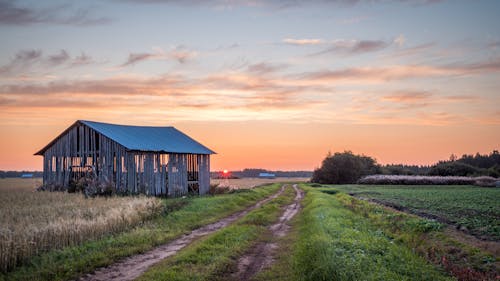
35 120 215 197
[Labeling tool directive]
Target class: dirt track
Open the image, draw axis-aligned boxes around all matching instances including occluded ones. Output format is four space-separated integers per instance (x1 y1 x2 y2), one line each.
77 185 286 281
233 184 304 281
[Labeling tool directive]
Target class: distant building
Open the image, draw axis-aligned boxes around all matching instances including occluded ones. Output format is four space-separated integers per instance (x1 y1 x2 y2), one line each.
258 172 276 179
35 120 215 197
20 173 33 178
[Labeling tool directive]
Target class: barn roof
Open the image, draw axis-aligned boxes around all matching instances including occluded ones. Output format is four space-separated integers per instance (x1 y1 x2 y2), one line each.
35 120 215 155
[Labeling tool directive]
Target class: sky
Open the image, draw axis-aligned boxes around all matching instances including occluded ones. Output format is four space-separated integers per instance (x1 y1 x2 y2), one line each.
0 0 499 171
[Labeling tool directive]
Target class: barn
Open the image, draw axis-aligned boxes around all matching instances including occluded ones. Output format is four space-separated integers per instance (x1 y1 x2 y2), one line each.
35 120 215 197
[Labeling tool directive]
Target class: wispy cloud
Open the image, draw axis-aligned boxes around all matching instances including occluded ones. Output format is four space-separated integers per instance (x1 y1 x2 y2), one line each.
311 39 389 56
120 46 197 67
119 0 445 9
0 0 111 26
383 91 432 102
301 58 500 84
1 56 496 125
47 50 70 66
247 62 287 74
283 38 324 46
0 49 96 75
121 53 158 67
388 42 435 58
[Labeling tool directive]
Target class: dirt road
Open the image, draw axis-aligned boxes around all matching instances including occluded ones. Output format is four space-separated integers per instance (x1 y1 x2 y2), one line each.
233 184 304 280
77 185 286 281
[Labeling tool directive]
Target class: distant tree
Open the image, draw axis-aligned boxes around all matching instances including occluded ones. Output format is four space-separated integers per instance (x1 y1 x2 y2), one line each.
311 151 380 184
428 162 480 176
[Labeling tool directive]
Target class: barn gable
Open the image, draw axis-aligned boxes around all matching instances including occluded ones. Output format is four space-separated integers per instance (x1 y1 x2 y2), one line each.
35 120 214 197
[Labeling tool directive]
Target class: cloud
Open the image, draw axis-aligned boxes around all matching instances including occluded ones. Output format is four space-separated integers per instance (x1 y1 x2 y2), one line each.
120 46 197 67
247 62 287 74
0 1 111 26
393 34 405 47
47 50 70 66
283 38 324 46
121 53 158 67
300 58 500 84
312 39 389 56
0 49 42 74
72 52 94 66
119 0 445 9
169 46 197 64
388 42 435 58
383 91 432 102
0 49 97 75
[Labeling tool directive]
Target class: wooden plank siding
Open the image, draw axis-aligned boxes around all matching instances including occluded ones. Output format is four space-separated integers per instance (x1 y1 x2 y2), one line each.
41 122 210 197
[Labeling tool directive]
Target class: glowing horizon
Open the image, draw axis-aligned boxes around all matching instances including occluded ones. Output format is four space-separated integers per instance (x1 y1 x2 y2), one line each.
0 0 499 171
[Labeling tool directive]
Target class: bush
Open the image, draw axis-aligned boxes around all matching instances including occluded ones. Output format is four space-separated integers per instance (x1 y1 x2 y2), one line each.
428 162 480 177
311 151 381 184
209 183 233 195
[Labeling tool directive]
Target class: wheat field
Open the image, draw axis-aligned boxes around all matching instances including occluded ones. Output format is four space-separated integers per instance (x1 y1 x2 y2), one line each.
0 178 163 272
211 177 310 189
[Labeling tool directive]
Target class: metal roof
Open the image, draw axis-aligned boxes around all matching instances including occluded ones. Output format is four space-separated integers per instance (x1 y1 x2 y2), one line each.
35 120 215 155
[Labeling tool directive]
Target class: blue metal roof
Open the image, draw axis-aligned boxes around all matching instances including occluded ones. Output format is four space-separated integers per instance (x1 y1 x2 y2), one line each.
80 120 215 154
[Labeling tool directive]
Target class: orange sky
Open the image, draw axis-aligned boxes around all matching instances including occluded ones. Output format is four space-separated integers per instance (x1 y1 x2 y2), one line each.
1 119 498 171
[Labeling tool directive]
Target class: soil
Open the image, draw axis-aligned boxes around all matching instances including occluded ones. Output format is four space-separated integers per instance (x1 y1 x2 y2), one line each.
76 185 286 281
232 184 304 281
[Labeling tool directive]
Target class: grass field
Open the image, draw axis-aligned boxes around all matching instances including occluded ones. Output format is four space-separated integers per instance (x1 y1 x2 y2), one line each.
324 184 500 240
1 181 281 281
211 177 309 189
0 178 163 273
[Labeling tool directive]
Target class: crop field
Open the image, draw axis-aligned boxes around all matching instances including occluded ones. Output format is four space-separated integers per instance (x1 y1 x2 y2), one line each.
211 177 309 189
0 178 163 273
323 184 500 240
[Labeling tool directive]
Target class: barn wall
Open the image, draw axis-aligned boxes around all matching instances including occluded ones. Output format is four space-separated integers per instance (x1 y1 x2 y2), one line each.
199 154 210 195
41 122 211 197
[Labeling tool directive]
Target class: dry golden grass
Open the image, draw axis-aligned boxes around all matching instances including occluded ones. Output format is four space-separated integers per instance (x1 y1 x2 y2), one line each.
211 177 310 189
0 178 163 272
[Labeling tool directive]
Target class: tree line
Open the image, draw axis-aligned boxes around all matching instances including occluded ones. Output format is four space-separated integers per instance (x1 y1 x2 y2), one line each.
0 171 43 178
312 150 500 184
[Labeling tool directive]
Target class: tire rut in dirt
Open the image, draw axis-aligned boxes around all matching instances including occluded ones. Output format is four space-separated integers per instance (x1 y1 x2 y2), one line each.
76 185 286 281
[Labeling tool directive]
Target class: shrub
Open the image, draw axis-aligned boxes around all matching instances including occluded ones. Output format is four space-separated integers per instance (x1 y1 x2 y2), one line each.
209 183 233 195
311 151 380 184
428 162 480 177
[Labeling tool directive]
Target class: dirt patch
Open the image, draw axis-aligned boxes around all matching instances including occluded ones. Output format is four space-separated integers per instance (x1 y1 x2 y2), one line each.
443 227 500 258
232 184 304 281
76 186 286 281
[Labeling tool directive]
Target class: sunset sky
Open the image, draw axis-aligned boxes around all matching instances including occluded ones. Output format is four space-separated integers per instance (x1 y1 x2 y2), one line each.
1 0 499 171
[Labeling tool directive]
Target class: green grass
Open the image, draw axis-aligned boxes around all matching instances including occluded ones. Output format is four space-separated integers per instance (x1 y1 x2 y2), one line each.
1 184 281 281
319 184 500 240
286 186 453 281
137 185 298 281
